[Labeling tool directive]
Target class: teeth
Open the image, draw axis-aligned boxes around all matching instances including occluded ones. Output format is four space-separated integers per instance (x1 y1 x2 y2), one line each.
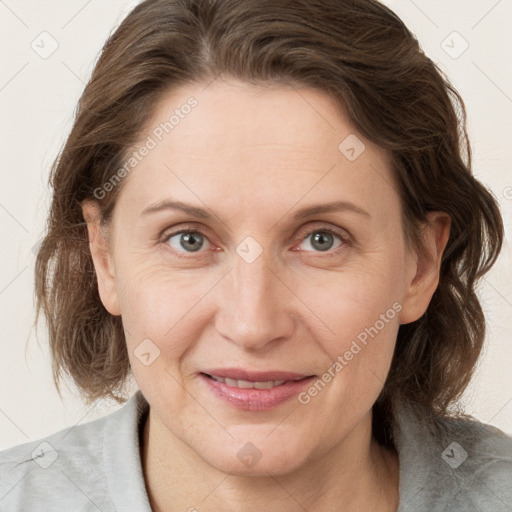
210 375 287 389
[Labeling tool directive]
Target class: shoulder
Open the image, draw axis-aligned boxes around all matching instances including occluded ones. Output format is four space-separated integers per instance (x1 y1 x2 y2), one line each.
0 408 114 511
393 398 512 512
0 391 148 511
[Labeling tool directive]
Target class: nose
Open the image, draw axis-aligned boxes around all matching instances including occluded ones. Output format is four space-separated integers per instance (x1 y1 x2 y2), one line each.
214 248 296 351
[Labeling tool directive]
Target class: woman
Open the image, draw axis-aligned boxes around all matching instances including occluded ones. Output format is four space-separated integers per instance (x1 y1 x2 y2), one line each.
1 0 511 510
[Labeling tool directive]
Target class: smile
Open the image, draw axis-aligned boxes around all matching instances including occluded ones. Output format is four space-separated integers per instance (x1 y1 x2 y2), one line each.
199 370 316 411
208 375 287 389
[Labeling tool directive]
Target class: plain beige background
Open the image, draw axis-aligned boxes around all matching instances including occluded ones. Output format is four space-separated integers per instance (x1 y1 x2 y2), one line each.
0 0 511 450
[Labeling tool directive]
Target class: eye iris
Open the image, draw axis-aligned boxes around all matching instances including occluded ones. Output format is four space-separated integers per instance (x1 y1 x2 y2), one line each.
311 231 334 251
180 232 203 252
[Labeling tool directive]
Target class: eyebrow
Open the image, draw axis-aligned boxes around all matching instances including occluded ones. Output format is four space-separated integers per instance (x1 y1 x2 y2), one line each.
142 200 211 219
292 201 370 220
141 199 370 220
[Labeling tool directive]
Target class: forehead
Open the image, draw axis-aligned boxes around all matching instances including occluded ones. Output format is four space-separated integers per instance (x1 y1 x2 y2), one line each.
145 79 367 160
116 79 400 224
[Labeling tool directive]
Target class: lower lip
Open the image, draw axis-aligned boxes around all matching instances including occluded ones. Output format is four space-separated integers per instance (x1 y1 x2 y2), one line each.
199 373 316 411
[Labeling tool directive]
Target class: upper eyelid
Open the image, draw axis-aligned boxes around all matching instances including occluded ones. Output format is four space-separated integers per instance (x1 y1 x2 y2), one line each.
293 223 350 245
160 222 213 240
161 222 347 239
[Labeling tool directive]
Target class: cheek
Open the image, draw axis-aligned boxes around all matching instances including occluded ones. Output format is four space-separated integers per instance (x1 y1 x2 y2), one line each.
294 251 405 357
116 263 207 402
114 256 220 357
288 251 404 412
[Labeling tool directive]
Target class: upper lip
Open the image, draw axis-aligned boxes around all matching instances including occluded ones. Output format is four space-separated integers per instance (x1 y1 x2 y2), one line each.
202 368 314 382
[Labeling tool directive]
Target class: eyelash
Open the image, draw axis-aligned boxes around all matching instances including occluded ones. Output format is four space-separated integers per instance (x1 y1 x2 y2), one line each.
160 224 350 258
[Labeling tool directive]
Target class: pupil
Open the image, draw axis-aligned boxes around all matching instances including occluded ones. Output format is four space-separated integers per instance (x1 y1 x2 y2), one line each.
181 232 202 252
312 232 333 251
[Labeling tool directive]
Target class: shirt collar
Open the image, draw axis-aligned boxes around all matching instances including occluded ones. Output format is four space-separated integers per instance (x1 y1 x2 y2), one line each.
103 389 152 511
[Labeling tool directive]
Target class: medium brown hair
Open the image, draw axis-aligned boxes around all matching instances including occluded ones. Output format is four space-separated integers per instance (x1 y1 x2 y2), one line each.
35 0 503 445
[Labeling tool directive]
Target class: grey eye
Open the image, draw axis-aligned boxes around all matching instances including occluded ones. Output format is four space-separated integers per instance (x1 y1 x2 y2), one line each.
167 231 209 252
299 231 343 252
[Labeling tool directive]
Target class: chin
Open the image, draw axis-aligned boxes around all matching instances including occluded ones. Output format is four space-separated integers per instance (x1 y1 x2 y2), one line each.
196 435 310 477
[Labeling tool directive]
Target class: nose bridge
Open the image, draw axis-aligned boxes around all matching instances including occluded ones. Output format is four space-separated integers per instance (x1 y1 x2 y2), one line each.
214 242 295 350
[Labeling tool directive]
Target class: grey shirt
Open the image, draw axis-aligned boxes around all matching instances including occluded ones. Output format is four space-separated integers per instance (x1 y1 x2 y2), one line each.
1 390 511 511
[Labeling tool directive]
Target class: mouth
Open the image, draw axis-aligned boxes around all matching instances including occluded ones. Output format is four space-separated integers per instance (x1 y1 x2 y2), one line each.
203 373 295 389
199 369 316 410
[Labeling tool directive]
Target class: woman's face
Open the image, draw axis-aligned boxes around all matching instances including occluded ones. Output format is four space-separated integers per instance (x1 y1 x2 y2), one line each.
86 79 442 475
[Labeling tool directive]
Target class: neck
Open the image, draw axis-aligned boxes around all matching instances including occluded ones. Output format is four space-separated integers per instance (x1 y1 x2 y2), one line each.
140 407 399 512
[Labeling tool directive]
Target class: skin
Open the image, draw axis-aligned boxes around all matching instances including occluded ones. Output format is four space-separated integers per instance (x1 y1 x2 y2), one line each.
83 78 450 512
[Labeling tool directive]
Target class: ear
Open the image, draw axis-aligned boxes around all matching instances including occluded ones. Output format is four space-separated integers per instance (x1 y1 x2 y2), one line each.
399 211 451 325
82 200 121 316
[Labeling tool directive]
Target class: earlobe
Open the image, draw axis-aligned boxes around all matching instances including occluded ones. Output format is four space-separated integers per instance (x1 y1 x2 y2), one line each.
399 212 451 325
81 200 121 316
